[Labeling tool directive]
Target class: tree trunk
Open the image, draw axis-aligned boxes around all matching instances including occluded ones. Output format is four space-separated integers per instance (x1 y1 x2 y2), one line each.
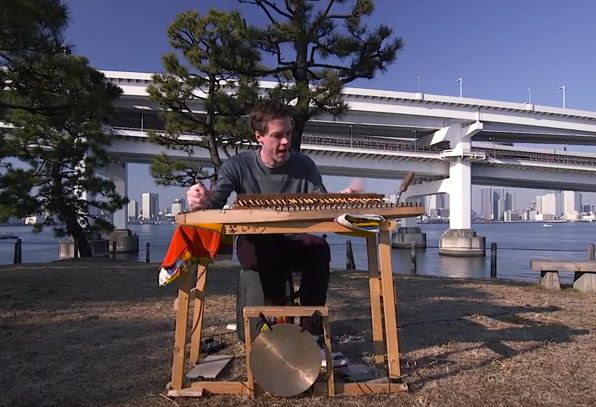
64 216 92 257
291 115 306 152
290 2 309 152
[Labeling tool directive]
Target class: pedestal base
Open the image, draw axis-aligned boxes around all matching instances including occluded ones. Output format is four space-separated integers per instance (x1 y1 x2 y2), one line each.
439 229 485 257
59 239 109 258
108 229 139 253
574 272 596 293
391 227 427 248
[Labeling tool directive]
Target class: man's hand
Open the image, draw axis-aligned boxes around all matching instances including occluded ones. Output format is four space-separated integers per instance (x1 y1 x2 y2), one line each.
340 178 365 194
186 181 211 210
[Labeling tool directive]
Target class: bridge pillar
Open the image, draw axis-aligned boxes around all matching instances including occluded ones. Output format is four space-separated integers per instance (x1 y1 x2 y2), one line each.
440 155 485 256
106 160 128 230
102 161 139 254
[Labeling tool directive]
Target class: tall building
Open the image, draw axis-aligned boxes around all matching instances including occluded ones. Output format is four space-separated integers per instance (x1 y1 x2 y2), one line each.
171 198 186 216
497 196 506 221
425 193 448 218
141 192 159 220
542 192 557 219
437 193 448 210
128 200 138 219
480 187 492 220
424 195 436 217
492 189 501 220
555 190 564 217
563 190 581 219
504 190 513 212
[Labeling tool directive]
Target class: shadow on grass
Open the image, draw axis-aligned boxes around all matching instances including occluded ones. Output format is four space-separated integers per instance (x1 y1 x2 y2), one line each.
327 272 589 389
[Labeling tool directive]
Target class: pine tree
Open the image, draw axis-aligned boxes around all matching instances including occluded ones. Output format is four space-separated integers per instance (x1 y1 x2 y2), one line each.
240 0 403 150
0 0 69 115
0 0 127 257
148 9 261 187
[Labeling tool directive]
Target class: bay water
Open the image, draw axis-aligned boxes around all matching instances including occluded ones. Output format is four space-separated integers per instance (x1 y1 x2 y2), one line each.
1 222 592 284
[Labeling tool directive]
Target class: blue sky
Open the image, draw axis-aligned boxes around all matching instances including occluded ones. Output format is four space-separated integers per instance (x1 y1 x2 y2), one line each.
64 0 596 211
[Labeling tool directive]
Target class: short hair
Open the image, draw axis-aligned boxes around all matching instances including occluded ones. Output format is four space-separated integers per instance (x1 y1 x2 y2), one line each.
249 99 293 134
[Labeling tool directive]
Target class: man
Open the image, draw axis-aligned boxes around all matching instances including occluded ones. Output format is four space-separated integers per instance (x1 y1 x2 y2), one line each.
187 99 335 314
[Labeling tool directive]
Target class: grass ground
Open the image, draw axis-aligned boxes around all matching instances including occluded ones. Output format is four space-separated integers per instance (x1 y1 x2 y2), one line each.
1 259 595 407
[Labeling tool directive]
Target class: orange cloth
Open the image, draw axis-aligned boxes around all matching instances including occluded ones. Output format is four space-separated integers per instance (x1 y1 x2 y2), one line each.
158 225 222 286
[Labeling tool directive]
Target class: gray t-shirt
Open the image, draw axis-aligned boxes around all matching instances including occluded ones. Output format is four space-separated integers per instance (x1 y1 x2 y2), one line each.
208 150 327 209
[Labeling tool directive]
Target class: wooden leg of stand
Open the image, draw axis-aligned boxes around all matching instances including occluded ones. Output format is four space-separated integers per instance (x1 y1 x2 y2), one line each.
243 311 255 397
190 263 208 364
366 235 385 366
378 229 402 379
171 266 194 390
322 315 335 396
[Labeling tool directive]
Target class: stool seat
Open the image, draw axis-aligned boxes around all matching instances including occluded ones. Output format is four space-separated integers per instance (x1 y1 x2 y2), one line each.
236 268 296 341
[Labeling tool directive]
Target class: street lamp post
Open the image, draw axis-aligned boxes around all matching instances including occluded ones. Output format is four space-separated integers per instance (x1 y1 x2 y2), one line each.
457 77 463 97
557 85 566 108
527 88 532 104
417 75 422 93
489 137 496 157
133 105 151 132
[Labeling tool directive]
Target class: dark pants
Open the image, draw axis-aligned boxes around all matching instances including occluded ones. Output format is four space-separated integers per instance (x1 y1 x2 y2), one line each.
236 234 330 306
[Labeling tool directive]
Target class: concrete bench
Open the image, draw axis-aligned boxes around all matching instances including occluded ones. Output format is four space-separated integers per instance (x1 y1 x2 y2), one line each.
530 260 596 293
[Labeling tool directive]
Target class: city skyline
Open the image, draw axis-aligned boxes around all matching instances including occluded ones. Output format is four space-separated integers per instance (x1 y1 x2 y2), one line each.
127 184 595 220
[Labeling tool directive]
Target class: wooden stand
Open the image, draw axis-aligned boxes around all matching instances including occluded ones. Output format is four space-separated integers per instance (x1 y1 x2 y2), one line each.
243 306 334 397
168 207 423 397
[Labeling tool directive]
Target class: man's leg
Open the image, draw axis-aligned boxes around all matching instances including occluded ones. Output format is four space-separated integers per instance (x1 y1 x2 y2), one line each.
236 235 288 305
286 234 330 306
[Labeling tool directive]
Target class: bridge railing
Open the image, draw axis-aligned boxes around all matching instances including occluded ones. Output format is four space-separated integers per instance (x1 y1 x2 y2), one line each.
475 147 596 166
302 134 448 153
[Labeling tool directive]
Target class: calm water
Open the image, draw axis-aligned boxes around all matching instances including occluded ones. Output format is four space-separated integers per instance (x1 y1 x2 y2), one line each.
1 222 593 283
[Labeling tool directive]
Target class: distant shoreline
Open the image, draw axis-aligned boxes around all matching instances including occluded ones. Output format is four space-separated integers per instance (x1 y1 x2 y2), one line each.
419 219 590 224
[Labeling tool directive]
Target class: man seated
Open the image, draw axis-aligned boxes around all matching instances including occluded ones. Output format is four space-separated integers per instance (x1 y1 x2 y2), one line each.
187 100 359 327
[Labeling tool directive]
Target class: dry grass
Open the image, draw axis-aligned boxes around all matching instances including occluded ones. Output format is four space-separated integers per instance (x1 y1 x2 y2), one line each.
1 259 595 407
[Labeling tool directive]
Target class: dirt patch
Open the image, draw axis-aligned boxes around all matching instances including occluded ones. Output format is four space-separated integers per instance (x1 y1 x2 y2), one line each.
1 260 595 407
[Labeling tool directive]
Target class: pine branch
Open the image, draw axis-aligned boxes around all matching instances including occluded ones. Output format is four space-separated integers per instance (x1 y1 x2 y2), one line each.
240 0 293 20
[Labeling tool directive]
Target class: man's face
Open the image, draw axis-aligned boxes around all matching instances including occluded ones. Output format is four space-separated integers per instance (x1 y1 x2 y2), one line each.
255 116 292 168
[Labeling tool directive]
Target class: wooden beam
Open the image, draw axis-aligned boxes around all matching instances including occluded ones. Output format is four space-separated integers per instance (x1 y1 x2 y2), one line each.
224 220 399 235
189 263 208 364
177 206 424 225
168 381 250 397
243 306 329 318
378 230 402 379
314 380 408 395
322 315 335 396
170 267 193 390
244 312 255 397
531 259 596 272
366 235 386 366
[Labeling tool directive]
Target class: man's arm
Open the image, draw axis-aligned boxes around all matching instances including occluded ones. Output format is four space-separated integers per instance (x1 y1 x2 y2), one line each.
186 162 237 210
207 164 236 209
303 156 327 193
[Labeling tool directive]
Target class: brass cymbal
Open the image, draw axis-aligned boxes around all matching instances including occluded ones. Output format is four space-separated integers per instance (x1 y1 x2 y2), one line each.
249 323 321 397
